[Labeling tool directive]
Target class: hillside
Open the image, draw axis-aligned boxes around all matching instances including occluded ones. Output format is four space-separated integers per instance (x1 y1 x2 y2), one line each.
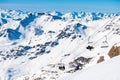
0 9 120 80
59 55 120 80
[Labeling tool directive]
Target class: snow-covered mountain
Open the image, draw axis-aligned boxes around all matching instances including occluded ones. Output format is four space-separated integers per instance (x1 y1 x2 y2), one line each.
0 8 120 80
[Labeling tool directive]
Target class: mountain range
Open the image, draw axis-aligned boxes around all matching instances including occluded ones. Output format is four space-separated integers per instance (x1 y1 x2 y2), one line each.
0 9 120 80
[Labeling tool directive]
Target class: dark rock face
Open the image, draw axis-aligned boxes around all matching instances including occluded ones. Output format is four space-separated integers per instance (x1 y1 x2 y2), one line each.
69 57 92 71
52 16 62 20
20 14 36 28
35 28 44 35
7 28 22 40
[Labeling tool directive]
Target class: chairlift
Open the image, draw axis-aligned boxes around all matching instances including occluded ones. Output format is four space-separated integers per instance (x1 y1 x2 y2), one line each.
88 36 93 44
86 45 94 51
101 36 109 48
101 42 109 48
58 63 65 71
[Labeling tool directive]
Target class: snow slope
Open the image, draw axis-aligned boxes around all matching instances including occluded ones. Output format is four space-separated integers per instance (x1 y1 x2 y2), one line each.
0 9 120 80
59 55 120 80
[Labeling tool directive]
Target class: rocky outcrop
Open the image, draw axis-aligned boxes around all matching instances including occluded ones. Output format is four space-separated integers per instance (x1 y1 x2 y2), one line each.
108 46 120 58
97 56 104 63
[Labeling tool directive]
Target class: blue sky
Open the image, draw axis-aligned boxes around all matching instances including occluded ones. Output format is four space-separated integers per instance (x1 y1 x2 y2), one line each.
0 0 120 13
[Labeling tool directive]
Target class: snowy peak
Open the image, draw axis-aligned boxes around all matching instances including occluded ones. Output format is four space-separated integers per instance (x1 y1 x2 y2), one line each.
49 11 63 16
62 11 120 21
0 8 119 22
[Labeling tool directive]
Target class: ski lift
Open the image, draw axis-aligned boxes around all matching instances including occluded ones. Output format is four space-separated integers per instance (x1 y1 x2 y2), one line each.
88 36 93 44
105 24 112 30
101 36 109 48
87 36 94 50
86 45 94 51
58 63 65 71
101 41 109 48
